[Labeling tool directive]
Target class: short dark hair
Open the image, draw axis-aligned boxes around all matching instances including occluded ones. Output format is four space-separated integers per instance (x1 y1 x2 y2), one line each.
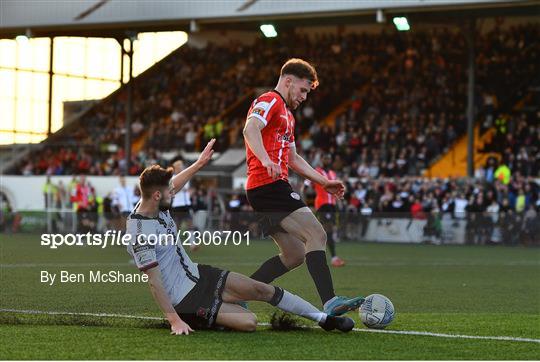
139 165 173 198
280 58 319 89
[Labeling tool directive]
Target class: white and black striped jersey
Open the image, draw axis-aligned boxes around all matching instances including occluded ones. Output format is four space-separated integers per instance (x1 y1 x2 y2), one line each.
126 205 199 306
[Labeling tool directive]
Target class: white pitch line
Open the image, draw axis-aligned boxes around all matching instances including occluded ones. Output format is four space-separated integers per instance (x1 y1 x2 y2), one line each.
1 308 539 344
354 328 540 343
0 308 162 320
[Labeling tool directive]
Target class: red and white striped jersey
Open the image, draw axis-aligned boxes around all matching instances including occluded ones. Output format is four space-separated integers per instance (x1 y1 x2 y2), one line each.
245 90 295 190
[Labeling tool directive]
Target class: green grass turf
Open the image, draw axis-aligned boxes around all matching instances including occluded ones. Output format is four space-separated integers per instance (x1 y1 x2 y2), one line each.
1 233 539 359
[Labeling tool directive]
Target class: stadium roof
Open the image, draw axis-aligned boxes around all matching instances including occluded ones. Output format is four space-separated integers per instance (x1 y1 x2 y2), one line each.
1 0 538 39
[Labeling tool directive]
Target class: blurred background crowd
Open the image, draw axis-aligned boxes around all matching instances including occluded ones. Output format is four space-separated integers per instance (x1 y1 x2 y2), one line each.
3 21 539 246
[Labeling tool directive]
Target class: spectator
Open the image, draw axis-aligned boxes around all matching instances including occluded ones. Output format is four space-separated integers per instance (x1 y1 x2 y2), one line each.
113 176 138 217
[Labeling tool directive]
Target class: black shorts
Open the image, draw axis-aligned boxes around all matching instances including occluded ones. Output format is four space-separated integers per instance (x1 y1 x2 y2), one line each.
246 180 307 236
317 204 337 225
174 264 230 330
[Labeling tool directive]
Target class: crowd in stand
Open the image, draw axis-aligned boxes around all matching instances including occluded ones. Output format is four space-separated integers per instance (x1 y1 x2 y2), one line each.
299 172 540 245
17 42 246 176
18 145 169 177
299 23 539 178
481 112 540 178
14 31 361 176
216 167 540 245
297 105 539 245
12 23 539 176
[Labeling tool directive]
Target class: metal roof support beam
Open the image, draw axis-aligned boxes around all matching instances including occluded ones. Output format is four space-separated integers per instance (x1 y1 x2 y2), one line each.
123 34 135 176
466 17 476 178
47 37 54 137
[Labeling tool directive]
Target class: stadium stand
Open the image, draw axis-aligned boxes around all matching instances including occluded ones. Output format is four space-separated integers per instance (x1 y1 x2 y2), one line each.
9 24 539 178
302 23 539 179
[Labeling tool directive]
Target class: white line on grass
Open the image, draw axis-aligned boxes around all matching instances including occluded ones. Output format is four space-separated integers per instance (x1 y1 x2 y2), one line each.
0 308 162 320
1 308 539 344
354 328 540 343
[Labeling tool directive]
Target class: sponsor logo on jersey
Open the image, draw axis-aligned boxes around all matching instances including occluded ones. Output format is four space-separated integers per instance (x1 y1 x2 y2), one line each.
133 243 152 253
290 192 300 200
278 134 291 142
137 251 154 266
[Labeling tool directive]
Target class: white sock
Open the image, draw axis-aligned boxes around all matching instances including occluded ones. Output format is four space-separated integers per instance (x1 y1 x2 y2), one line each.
276 290 327 323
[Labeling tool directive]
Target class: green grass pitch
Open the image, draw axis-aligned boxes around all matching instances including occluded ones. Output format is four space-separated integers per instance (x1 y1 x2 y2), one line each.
0 233 539 359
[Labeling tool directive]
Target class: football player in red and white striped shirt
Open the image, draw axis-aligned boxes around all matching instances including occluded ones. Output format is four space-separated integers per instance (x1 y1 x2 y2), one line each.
303 155 346 267
243 59 363 316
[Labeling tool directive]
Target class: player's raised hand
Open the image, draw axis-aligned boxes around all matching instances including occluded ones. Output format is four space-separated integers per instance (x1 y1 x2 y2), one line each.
262 159 281 180
196 138 215 167
323 180 346 199
170 319 194 336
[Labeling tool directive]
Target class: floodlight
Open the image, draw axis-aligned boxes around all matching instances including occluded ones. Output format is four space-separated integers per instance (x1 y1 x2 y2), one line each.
260 24 277 38
393 17 410 31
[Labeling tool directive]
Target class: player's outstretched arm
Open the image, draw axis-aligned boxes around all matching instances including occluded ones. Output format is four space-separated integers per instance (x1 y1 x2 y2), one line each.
171 139 215 194
145 267 194 335
243 117 281 180
289 146 345 199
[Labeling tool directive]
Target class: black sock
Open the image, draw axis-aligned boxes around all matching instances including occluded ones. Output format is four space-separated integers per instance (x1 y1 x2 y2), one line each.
305 250 336 305
327 231 336 257
250 255 289 283
269 286 284 306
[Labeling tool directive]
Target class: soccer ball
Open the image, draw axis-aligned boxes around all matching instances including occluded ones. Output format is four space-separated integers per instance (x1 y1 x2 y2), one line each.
359 294 395 329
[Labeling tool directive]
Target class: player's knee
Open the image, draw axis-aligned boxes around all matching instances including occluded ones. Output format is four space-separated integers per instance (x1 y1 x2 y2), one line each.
307 228 327 247
319 231 328 245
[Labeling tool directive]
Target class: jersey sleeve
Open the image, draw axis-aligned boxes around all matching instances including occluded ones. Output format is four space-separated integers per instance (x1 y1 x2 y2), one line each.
126 218 158 271
247 95 279 128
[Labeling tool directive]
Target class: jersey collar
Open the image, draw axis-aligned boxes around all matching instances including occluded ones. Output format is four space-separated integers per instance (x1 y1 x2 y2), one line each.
271 89 289 109
130 212 168 228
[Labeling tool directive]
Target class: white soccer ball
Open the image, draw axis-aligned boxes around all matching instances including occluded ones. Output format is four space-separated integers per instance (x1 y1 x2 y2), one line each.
359 294 395 329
